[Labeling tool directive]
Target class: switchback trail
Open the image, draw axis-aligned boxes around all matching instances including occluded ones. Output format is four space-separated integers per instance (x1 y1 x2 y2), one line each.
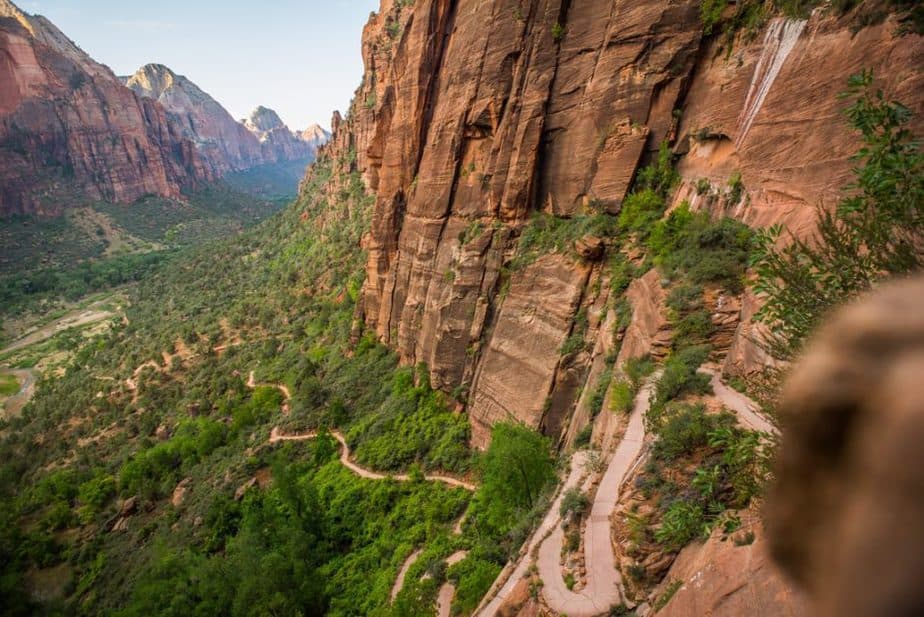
478 368 769 616
268 427 476 490
475 450 593 616
701 367 778 435
536 377 657 616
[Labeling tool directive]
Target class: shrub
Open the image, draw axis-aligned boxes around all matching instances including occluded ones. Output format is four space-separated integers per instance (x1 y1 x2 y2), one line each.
648 203 753 293
552 22 565 41
653 345 712 408
617 189 665 235
651 403 727 462
560 488 590 518
700 0 727 35
609 379 634 414
448 557 501 615
654 500 706 549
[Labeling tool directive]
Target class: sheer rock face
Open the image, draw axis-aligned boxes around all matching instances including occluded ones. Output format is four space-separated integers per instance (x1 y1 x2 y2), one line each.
0 1 329 216
309 0 923 447
654 516 807 617
127 68 326 173
125 64 265 175
0 1 213 216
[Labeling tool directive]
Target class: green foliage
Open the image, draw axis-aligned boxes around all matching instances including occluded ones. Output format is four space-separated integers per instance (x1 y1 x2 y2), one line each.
478 423 555 512
77 473 116 522
386 20 403 39
617 141 679 238
617 189 665 236
0 374 19 396
650 403 731 462
119 419 230 498
726 171 744 205
644 402 767 551
752 71 923 359
559 487 590 518
512 212 618 269
637 141 680 198
552 22 565 41
609 379 634 414
653 345 712 410
608 252 636 295
654 579 684 611
700 0 727 35
346 366 471 473
655 500 707 549
448 557 501 614
648 202 753 293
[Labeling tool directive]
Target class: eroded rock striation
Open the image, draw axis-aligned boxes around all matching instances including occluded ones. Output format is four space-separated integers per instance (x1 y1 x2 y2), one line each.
0 0 213 215
0 1 328 216
309 0 923 451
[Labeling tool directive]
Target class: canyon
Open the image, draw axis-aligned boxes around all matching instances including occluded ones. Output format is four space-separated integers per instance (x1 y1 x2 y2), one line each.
0 0 327 216
0 1 921 615
305 0 923 614
321 0 922 447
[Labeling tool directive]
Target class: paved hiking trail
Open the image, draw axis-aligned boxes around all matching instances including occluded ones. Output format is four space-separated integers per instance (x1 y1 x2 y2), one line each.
269 427 476 490
477 369 772 616
390 549 423 601
702 367 779 435
536 378 657 616
476 450 593 616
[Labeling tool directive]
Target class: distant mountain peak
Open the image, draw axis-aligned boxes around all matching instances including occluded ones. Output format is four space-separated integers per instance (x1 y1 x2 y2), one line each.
245 106 286 133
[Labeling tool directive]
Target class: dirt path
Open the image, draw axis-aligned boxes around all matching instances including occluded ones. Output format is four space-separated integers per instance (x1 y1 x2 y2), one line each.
701 367 778 435
475 450 592 616
437 583 456 617
268 427 476 490
1 368 37 419
391 549 423 601
247 371 291 415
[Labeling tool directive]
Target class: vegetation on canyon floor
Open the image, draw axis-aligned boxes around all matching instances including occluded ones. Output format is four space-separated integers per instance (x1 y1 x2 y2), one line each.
0 61 919 617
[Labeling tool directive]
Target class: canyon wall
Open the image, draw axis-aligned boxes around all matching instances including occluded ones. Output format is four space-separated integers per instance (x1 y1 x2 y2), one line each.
314 0 923 449
0 1 213 216
0 1 329 217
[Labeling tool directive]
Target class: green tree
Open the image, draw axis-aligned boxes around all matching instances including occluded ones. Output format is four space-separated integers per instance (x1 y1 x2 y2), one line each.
752 71 923 359
479 423 555 511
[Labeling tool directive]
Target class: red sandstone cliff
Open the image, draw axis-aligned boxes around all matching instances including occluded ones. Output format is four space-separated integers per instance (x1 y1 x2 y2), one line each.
310 0 923 445
123 64 265 175
125 66 325 174
303 2 921 613
0 0 214 216
0 2 329 217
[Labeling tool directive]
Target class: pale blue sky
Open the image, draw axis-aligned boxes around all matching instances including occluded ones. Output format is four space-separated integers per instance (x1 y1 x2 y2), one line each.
19 0 380 130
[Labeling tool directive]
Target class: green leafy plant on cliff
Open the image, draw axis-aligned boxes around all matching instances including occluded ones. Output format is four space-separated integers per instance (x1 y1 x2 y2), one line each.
752 71 923 360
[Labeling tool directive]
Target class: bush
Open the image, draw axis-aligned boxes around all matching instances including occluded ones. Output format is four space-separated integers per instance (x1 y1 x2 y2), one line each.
448 557 501 615
651 403 729 462
617 189 665 235
654 500 706 549
560 488 590 518
648 203 753 293
653 345 712 409
609 379 634 414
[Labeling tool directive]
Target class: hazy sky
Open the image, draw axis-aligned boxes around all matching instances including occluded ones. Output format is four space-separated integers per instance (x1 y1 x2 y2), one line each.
18 0 380 130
